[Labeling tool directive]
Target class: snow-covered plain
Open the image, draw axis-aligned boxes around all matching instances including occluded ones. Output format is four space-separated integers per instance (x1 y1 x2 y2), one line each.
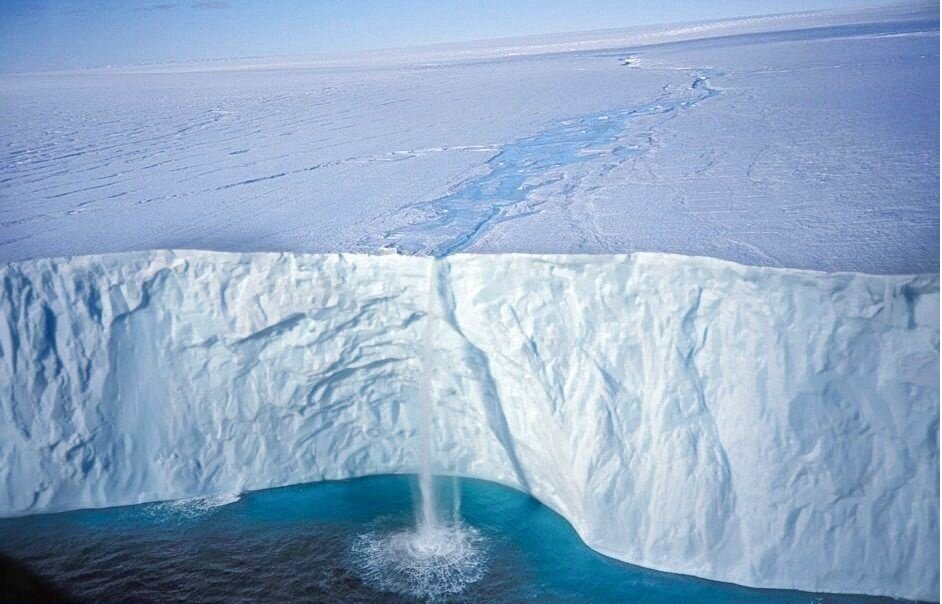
0 251 937 600
0 4 939 602
0 4 938 272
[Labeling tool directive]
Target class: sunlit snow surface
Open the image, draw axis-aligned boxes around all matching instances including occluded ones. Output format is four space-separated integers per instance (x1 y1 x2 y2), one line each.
0 5 938 603
0 5 938 272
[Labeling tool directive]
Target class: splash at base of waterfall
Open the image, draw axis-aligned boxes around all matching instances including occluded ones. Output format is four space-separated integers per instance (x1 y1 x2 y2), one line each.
0 476 904 603
350 521 487 600
354 258 490 600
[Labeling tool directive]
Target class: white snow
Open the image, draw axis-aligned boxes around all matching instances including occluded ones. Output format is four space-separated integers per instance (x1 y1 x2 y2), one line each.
0 4 937 273
0 250 937 601
0 4 938 600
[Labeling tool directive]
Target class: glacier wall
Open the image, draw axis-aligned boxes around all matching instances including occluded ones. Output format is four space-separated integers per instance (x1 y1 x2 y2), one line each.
0 250 937 600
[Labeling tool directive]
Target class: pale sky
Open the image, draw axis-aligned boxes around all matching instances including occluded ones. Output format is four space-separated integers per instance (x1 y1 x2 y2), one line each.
0 0 924 72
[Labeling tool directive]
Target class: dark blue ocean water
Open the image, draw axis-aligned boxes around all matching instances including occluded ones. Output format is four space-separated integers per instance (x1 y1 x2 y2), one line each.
0 476 905 603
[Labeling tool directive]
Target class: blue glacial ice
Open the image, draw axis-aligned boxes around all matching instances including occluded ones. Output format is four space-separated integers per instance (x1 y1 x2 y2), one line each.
0 250 936 600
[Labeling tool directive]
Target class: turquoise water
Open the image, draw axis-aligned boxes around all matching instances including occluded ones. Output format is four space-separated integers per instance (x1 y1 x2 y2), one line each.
0 476 904 603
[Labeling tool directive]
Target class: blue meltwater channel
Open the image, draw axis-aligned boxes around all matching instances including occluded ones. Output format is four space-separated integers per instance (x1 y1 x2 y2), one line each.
369 72 721 257
0 475 907 603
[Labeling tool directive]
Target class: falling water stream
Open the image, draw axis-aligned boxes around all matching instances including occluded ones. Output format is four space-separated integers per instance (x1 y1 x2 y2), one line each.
416 257 440 534
0 250 911 603
349 257 486 600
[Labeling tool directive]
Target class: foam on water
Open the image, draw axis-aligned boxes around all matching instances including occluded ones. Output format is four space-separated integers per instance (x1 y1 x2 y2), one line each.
0 476 912 602
350 521 487 600
0 251 936 599
350 258 488 601
144 492 242 520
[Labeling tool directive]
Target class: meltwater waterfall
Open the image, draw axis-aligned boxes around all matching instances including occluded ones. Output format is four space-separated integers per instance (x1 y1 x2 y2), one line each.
416 257 440 534
0 251 936 599
350 257 487 600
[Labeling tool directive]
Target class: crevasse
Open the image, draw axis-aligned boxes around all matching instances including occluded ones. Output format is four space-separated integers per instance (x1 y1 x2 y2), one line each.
0 250 937 601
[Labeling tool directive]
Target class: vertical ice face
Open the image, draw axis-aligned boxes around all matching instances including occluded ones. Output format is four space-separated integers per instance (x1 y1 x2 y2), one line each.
436 254 939 601
0 250 937 601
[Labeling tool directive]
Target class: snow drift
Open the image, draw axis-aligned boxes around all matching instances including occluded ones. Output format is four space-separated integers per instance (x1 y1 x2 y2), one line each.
0 250 937 600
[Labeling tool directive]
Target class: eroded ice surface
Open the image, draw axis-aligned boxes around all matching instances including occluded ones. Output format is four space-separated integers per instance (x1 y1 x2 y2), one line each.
0 251 937 600
0 5 939 602
0 4 938 272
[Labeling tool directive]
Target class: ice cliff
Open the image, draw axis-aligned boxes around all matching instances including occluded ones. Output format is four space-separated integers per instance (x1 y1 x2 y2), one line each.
0 251 938 600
